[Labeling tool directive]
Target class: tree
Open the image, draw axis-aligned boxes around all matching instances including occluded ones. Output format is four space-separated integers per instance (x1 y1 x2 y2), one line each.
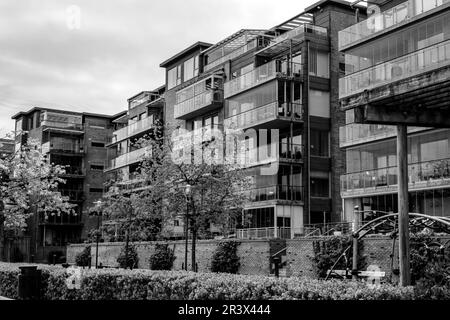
0 139 75 255
137 124 251 271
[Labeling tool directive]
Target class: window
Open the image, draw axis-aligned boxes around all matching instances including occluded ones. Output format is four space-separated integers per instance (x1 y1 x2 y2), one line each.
91 142 105 148
90 164 104 171
183 55 199 81
174 220 180 227
309 48 329 78
311 177 329 197
310 129 329 157
89 188 103 193
168 65 182 89
309 90 330 118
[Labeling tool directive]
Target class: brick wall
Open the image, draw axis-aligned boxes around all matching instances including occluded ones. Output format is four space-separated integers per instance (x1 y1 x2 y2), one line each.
67 239 272 275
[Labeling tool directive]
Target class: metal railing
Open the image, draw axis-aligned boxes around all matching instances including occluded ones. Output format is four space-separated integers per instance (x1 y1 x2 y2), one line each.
341 158 450 194
339 0 449 49
224 60 302 98
339 39 450 98
224 102 303 130
236 227 291 239
174 90 223 119
106 146 152 171
41 120 83 131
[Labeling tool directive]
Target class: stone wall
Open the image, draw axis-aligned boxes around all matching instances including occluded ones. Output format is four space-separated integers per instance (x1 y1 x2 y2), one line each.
67 239 271 275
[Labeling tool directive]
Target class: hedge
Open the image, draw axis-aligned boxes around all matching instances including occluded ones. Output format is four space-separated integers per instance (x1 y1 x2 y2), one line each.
0 262 418 300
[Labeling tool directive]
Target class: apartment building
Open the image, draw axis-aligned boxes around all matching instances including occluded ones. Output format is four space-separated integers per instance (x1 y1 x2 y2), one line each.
11 107 124 262
339 0 450 220
161 0 363 239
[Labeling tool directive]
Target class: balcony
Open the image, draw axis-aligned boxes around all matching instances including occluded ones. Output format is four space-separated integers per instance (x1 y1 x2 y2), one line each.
224 60 302 98
39 212 82 226
129 92 162 109
204 34 271 72
224 102 303 130
339 124 430 148
339 39 450 100
109 117 156 145
339 0 450 50
41 120 84 134
106 146 152 171
341 158 450 198
41 141 85 154
247 185 304 202
59 189 84 202
61 166 85 177
174 75 223 119
256 24 327 57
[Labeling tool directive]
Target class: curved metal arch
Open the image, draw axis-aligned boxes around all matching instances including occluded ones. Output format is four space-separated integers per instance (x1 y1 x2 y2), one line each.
325 213 450 281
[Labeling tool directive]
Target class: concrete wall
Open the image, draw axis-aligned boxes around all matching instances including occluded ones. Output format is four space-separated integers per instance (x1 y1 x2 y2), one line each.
67 239 272 275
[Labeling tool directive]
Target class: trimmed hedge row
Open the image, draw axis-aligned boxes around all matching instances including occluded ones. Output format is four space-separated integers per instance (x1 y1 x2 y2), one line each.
0 262 414 300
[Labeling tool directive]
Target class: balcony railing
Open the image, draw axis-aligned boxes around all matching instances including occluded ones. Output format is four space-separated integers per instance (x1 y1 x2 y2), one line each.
236 227 291 239
42 141 84 154
224 102 303 130
341 158 450 196
41 120 83 131
62 166 85 176
339 124 429 147
224 60 302 98
174 75 224 119
257 24 327 56
339 39 450 98
204 37 271 72
339 0 450 50
110 117 156 144
247 185 304 202
59 189 84 201
106 146 152 171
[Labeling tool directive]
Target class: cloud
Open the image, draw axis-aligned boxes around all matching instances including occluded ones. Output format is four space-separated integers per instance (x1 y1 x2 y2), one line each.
0 0 319 136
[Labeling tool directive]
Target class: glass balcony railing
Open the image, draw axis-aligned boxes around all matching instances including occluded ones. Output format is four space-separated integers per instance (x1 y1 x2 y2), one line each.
246 185 304 202
224 102 303 130
279 143 303 161
174 90 223 119
110 117 156 144
41 120 83 131
339 0 450 49
340 39 450 98
341 158 450 195
339 124 429 147
224 60 302 98
236 227 292 239
59 189 84 201
41 141 84 154
106 146 152 171
204 37 272 72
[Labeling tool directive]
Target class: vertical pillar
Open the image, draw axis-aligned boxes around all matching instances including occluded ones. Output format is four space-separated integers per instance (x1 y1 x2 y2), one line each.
397 124 411 286
352 206 360 280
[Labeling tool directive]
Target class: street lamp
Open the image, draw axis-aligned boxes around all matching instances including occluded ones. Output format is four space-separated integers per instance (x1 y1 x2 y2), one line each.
90 200 103 269
184 184 191 271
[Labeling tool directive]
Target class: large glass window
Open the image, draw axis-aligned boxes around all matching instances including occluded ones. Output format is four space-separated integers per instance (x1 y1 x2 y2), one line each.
183 55 199 82
167 65 182 89
344 11 450 76
310 48 329 78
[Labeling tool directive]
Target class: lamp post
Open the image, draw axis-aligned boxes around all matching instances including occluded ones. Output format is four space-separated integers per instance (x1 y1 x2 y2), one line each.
184 184 191 271
90 200 103 269
352 205 360 280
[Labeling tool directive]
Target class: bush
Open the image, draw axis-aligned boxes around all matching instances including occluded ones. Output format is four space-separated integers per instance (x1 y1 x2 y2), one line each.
0 262 419 300
75 246 91 267
117 244 139 269
211 241 240 274
311 235 366 279
149 244 175 270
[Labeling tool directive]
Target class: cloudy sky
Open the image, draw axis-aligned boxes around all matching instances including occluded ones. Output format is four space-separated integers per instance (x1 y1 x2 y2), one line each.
0 0 326 135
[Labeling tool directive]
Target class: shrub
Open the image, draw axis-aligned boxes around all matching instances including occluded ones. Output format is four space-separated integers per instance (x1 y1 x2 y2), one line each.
117 244 139 269
149 243 175 270
75 246 91 267
311 235 366 279
211 241 240 274
0 262 419 300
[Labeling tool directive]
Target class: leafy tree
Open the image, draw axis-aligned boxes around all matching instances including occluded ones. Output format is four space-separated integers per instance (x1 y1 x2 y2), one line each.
137 124 251 271
149 243 175 270
0 139 75 252
211 241 240 274
117 243 139 269
75 245 91 267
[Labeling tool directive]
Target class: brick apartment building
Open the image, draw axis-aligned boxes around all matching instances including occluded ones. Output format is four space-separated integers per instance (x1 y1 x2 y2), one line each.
159 0 366 239
11 107 124 262
339 0 450 220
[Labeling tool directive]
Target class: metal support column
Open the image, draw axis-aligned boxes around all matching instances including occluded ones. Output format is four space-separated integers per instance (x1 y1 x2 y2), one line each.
397 124 411 286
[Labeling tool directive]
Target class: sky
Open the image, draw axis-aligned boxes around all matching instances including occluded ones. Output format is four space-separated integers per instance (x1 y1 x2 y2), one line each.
0 0 330 136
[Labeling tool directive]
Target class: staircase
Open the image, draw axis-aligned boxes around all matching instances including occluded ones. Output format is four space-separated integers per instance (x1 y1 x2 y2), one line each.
269 239 289 278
